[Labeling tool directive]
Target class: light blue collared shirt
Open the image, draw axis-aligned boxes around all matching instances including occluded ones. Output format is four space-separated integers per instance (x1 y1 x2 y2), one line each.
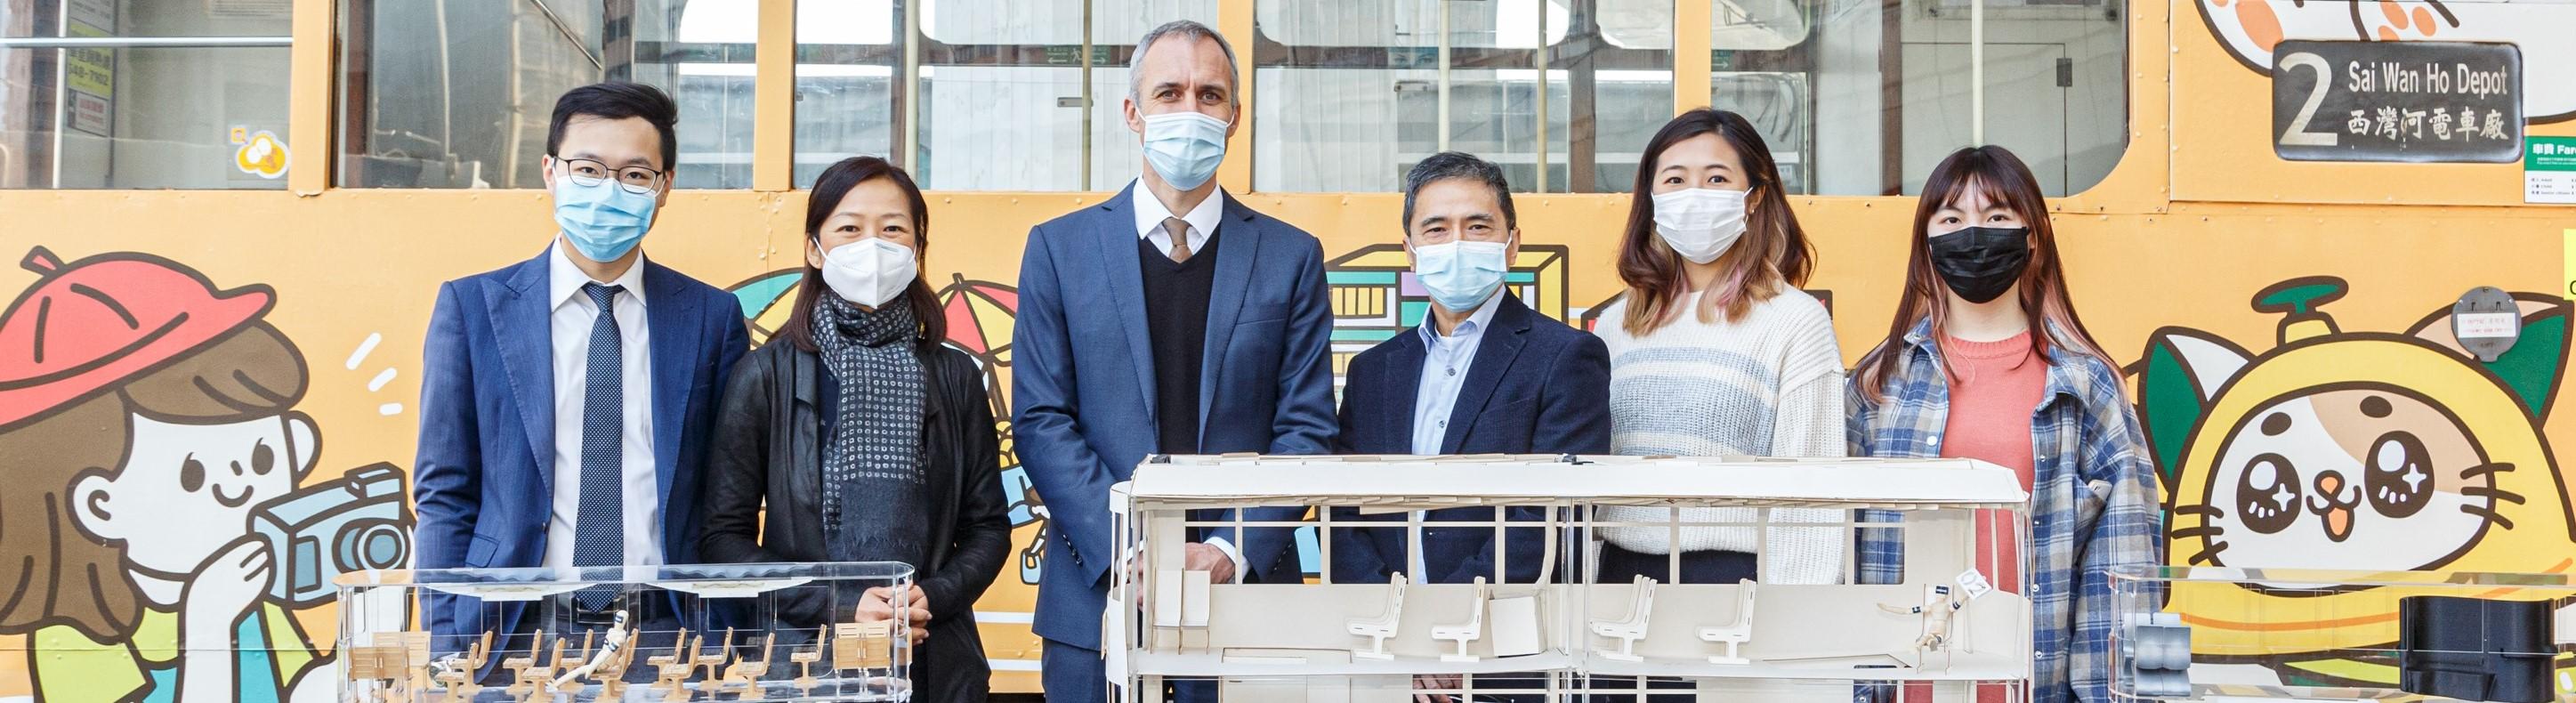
1410 291 1506 455
1401 291 1504 578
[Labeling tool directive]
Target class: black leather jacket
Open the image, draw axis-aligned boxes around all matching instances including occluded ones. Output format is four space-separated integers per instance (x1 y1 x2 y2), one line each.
700 335 1012 701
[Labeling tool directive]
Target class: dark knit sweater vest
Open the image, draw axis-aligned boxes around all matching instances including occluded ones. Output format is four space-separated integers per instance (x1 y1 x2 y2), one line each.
1139 229 1222 455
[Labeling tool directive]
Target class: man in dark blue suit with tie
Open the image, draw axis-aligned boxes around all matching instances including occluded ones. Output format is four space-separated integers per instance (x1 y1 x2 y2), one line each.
412 82 748 675
1013 20 1338 703
1331 153 1611 699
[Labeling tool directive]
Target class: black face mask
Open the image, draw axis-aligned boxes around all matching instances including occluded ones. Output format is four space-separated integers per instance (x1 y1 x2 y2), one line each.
1926 226 2031 304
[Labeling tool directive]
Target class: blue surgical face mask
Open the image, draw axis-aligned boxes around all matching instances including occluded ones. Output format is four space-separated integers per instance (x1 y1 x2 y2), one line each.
1142 111 1229 190
1411 238 1511 313
552 170 658 263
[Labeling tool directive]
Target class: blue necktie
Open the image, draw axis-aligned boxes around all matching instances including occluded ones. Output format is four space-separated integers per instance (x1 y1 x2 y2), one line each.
573 283 625 609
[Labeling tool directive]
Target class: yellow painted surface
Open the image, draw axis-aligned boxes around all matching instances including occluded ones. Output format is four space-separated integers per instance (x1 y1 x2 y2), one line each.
2 0 2573 697
2564 228 2575 299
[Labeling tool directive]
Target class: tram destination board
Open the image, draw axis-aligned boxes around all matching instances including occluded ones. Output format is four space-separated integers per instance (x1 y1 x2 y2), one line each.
2271 40 2522 163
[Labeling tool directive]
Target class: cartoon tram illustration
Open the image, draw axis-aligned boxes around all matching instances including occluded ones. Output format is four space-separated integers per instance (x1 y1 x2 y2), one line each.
2136 276 2576 692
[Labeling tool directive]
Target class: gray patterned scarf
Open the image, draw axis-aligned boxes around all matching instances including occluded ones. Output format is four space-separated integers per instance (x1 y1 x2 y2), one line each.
812 293 926 540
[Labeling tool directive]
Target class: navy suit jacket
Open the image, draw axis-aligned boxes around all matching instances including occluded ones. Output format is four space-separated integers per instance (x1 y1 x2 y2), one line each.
1013 185 1339 648
1329 293 1611 586
412 249 749 643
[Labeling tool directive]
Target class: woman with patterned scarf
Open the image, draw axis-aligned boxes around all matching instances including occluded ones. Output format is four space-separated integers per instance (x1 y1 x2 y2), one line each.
699 157 1012 702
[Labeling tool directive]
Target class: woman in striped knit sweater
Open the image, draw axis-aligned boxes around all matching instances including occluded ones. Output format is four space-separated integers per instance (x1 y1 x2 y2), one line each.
1591 109 1848 587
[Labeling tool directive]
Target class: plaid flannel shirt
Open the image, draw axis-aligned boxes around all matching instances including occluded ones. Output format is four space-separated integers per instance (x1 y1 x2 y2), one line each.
1846 319 2163 703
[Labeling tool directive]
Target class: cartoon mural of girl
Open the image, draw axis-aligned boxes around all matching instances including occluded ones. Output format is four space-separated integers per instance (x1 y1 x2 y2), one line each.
0 248 333 703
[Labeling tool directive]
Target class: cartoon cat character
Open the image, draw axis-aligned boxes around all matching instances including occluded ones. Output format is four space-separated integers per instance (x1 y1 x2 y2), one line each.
2137 276 2576 688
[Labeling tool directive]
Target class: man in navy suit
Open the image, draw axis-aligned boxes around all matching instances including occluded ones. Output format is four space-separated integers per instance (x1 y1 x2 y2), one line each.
1332 152 1610 700
1013 20 1338 703
412 82 748 675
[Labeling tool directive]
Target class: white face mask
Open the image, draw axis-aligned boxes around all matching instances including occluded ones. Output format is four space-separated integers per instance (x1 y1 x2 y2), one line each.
1141 111 1229 190
820 238 918 308
1411 238 1512 313
1650 188 1750 264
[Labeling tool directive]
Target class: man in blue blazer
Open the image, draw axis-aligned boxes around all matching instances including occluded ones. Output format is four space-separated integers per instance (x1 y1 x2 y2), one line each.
1013 20 1338 703
1331 152 1612 589
412 83 747 675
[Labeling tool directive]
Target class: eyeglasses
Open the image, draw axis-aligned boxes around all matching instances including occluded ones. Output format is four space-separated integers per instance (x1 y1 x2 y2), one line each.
552 157 664 194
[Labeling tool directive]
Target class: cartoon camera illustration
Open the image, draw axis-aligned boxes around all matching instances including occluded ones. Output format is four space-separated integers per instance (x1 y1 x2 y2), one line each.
252 462 413 606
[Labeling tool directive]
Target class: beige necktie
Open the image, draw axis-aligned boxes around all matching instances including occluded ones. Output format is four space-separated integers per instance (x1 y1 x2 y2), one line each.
1163 216 1193 263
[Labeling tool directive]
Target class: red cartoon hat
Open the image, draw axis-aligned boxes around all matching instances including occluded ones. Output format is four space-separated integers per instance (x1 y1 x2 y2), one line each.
0 247 275 429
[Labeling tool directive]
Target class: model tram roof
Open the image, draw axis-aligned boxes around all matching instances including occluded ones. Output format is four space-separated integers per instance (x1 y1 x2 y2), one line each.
1118 454 2031 509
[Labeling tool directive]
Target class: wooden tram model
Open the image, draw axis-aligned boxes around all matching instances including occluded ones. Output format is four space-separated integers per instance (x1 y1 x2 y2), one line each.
335 563 913 703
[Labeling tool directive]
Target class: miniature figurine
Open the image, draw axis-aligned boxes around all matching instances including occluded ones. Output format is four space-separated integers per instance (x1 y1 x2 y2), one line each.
1878 584 1966 661
554 610 632 691
591 628 641 699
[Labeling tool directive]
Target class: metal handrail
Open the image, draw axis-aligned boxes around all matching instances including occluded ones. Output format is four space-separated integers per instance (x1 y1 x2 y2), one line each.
0 36 292 48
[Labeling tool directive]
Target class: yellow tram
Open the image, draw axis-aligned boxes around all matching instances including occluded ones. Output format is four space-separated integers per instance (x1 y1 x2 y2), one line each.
1 0 2571 696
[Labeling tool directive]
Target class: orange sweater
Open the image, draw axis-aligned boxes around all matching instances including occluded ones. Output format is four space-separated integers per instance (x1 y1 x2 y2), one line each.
1942 332 2047 595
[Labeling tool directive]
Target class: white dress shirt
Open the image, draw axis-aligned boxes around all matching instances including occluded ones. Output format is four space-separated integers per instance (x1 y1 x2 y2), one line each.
1404 291 1504 578
544 243 662 571
1131 180 1223 261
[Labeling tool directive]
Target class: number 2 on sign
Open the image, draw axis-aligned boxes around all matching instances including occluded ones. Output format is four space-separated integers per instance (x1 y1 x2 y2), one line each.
2281 52 2339 147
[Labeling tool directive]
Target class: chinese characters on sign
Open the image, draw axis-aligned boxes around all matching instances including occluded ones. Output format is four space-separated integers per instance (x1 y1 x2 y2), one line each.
63 0 116 137
2273 41 2523 163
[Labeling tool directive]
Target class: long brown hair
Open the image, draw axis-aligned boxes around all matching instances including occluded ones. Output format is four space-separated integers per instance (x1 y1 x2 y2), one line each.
1853 145 2119 404
0 323 306 641
1616 109 1814 335
778 156 947 352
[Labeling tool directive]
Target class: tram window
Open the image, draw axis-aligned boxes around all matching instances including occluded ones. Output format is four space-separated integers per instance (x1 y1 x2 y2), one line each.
1 0 289 190
1709 0 2129 195
335 0 757 190
1255 0 1675 194
807 0 1216 190
791 0 898 188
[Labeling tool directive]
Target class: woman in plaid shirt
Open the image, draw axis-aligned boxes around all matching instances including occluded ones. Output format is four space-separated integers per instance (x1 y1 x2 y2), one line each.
1845 146 2163 703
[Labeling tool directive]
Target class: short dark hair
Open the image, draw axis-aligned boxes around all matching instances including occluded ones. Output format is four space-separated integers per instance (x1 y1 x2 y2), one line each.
1131 20 1240 109
1401 151 1516 232
547 82 680 171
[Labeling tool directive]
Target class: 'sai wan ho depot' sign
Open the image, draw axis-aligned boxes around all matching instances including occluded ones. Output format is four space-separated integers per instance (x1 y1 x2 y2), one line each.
2271 40 2524 163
